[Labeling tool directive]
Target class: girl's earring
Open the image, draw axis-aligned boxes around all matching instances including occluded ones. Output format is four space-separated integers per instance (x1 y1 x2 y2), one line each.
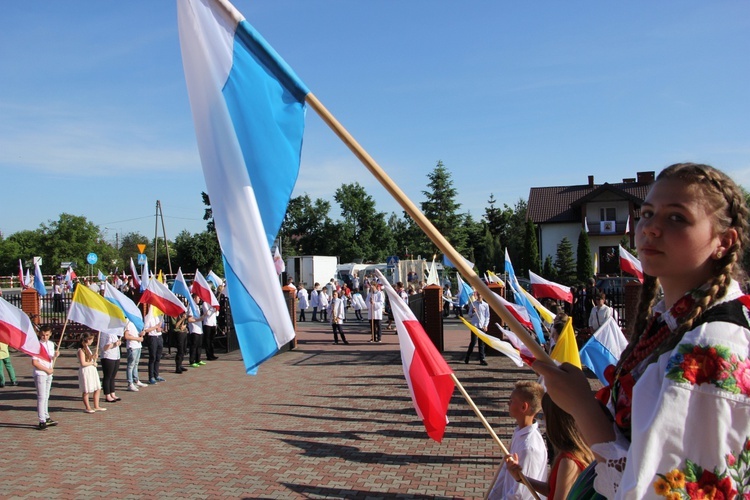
716 250 723 259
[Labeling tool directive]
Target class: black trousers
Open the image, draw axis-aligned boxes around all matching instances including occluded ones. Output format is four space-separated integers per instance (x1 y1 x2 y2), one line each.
332 323 347 343
101 358 119 395
203 325 217 359
174 331 188 370
189 333 202 364
147 335 163 380
371 319 381 341
465 333 486 361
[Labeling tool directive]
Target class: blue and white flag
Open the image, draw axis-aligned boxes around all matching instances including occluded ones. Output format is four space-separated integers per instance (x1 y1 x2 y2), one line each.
206 270 223 289
33 261 47 296
579 317 628 385
178 0 301 374
172 268 200 317
504 249 545 345
443 254 475 270
455 274 474 307
97 269 108 282
104 281 144 332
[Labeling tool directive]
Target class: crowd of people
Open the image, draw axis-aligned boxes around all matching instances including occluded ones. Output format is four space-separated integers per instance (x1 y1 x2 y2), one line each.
11 161 750 497
28 287 223 431
293 277 412 344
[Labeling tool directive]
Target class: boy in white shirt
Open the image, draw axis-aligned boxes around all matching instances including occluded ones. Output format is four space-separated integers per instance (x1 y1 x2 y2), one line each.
32 325 59 431
487 380 548 500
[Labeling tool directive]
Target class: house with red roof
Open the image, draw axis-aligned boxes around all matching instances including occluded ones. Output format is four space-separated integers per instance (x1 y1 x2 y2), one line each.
526 171 654 276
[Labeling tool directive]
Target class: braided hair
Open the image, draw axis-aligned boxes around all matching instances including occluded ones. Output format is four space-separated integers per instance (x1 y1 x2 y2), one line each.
617 163 749 371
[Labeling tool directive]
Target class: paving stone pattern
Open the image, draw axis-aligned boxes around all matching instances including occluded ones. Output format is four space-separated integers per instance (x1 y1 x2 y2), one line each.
1 315 562 499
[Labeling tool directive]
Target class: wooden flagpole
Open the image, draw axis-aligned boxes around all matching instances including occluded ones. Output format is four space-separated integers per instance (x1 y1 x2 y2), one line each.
451 374 541 500
305 93 553 365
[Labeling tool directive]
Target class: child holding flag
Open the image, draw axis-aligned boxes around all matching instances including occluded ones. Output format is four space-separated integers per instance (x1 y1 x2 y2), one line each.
77 333 105 413
535 163 750 498
32 325 58 430
487 381 548 500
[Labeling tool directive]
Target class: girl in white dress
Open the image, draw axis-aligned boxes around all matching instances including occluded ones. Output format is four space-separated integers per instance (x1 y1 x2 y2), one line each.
77 333 105 413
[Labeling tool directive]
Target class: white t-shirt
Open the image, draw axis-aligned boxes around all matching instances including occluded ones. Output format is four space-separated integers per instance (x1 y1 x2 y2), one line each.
202 302 218 327
33 340 56 376
125 322 142 349
488 423 548 500
99 332 121 360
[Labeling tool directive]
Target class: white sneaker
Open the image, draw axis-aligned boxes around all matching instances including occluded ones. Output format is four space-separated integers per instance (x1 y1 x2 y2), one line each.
127 384 139 392
135 380 148 388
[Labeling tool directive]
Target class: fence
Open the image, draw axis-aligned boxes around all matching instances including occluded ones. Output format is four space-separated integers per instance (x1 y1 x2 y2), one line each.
4 290 237 351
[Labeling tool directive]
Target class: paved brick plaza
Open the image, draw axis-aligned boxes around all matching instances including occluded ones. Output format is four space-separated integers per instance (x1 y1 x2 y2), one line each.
1 315 540 499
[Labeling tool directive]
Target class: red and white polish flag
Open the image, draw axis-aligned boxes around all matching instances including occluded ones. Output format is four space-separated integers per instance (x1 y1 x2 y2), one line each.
191 269 220 308
139 277 187 317
0 297 51 362
375 269 455 442
529 270 573 303
497 294 535 331
619 245 644 283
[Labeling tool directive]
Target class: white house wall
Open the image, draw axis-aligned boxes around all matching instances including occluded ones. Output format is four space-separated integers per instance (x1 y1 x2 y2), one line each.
539 223 580 263
585 197 630 225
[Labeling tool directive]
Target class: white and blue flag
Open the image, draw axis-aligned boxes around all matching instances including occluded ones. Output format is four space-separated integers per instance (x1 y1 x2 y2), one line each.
178 0 302 374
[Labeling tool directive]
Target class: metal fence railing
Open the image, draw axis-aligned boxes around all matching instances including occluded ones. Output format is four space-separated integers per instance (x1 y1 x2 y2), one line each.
4 291 237 352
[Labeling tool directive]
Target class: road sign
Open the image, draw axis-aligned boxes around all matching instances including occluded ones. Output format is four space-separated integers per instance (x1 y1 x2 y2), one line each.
137 253 147 265
86 253 98 265
137 244 146 254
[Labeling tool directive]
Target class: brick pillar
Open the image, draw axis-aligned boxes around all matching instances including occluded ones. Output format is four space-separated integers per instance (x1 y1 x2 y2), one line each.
623 281 642 340
422 284 444 352
22 288 41 325
284 285 297 350
484 282 505 356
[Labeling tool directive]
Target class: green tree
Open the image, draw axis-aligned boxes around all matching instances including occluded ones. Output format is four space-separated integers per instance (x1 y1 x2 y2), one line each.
280 194 334 256
42 214 118 276
333 182 394 262
577 230 594 282
522 219 540 276
543 255 556 280
202 191 214 233
554 237 576 285
172 230 222 274
474 224 502 274
117 232 150 269
419 160 466 257
0 230 45 275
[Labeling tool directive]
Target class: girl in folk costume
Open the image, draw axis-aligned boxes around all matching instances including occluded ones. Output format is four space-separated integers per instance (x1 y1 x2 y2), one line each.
535 163 750 498
77 332 105 413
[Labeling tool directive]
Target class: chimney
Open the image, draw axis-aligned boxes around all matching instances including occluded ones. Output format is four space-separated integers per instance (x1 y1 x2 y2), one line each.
637 171 655 184
622 177 636 183
588 175 595 187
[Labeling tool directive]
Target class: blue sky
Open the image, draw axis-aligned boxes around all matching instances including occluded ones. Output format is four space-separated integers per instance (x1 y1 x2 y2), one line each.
1 1 749 247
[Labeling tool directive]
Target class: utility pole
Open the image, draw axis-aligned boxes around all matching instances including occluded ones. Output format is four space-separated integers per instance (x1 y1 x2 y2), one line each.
153 200 173 277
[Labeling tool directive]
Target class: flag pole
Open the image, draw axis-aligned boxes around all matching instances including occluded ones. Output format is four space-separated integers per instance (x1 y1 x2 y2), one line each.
306 93 552 364
48 318 71 369
55 284 84 354
450 373 541 500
